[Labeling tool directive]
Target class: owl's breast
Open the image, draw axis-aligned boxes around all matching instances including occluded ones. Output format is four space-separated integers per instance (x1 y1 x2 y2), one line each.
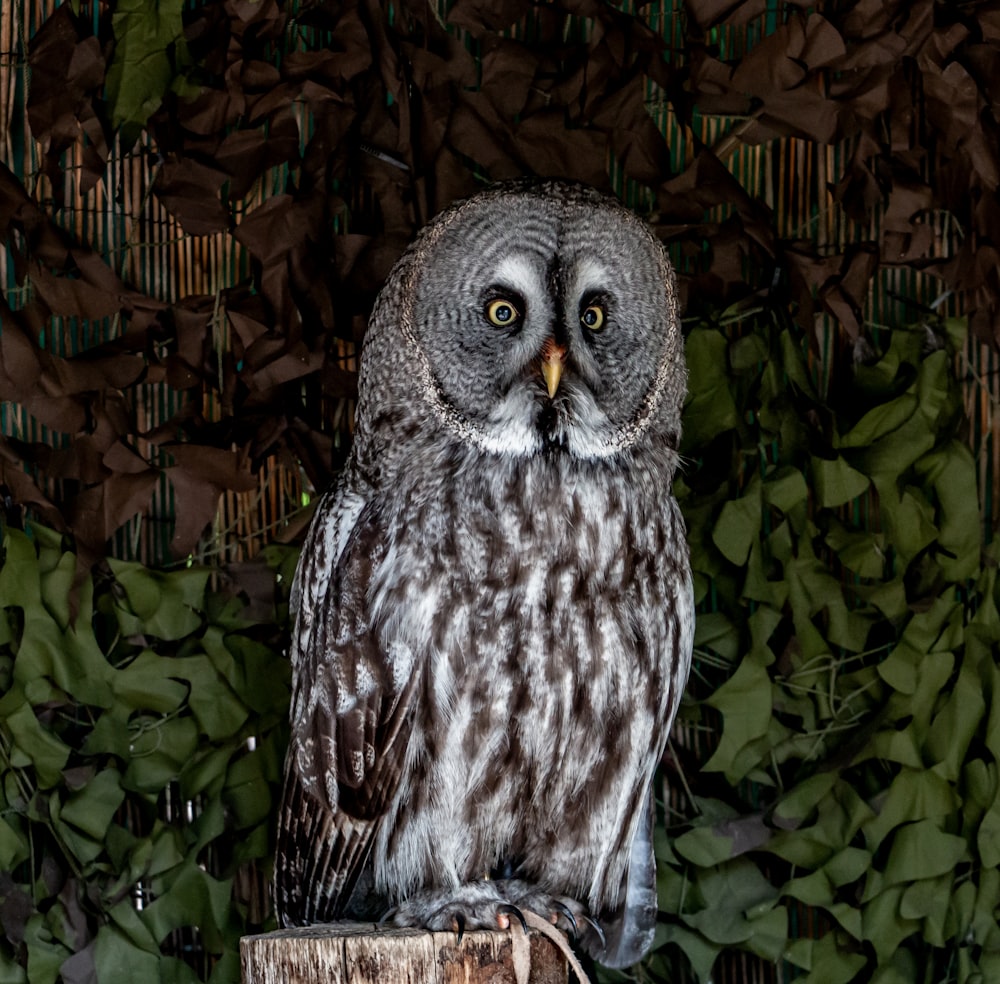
376 453 683 754
368 451 691 901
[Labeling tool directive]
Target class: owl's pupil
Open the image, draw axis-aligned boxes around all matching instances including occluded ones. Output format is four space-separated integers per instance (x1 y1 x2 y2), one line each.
496 305 512 322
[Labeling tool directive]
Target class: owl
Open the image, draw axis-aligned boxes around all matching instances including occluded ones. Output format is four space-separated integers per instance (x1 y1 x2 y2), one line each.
273 179 694 969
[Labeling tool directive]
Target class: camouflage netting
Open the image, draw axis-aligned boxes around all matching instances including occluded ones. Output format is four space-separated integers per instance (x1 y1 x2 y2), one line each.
2 1 1000 982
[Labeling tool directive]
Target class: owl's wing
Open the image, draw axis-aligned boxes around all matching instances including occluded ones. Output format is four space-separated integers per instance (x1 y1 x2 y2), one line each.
274 480 417 925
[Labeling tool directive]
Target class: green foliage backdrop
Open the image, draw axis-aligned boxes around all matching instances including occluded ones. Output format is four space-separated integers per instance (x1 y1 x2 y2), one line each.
0 529 295 983
2 0 999 982
654 309 995 984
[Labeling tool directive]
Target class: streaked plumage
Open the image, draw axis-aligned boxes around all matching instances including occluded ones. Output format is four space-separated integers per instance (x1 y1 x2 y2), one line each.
274 180 694 968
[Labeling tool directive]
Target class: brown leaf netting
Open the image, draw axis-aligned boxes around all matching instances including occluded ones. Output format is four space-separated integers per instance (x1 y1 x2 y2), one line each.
1 0 998 572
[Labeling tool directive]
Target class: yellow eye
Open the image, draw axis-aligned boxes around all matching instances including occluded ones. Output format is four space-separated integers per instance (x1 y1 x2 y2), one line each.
485 298 520 327
581 304 605 331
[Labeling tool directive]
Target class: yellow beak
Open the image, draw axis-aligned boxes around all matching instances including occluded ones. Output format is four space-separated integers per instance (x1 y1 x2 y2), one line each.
541 342 566 398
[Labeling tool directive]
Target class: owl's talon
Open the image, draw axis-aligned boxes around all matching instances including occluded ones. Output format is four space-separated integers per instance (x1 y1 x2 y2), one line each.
497 902 528 934
553 900 578 937
453 912 466 943
582 913 607 950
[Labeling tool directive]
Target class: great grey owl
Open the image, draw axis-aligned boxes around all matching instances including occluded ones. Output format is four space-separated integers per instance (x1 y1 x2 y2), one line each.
273 179 694 969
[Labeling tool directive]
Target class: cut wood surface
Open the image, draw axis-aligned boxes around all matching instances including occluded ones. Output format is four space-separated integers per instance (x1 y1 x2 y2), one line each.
240 922 570 984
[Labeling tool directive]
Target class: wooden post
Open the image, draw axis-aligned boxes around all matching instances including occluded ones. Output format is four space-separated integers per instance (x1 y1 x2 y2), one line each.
240 922 571 984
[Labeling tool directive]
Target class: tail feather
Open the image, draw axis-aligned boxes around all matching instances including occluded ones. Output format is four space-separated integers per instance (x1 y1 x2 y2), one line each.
588 786 658 968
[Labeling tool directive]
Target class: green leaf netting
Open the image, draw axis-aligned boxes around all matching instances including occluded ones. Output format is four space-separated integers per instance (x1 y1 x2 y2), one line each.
648 303 999 984
0 527 294 983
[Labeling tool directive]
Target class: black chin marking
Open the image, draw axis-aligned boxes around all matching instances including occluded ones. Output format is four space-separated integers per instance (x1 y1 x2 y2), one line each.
538 403 568 453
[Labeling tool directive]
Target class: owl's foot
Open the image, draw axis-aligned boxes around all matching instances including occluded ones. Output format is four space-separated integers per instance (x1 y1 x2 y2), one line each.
386 879 526 935
386 878 601 949
499 879 605 949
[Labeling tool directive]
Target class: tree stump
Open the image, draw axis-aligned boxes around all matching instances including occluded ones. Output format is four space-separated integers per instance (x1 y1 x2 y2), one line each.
240 922 571 984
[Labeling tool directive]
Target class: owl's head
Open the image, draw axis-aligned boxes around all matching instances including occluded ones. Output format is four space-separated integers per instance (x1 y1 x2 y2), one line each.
359 180 685 465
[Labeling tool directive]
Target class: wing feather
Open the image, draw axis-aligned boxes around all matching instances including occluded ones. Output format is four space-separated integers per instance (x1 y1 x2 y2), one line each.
274 477 417 926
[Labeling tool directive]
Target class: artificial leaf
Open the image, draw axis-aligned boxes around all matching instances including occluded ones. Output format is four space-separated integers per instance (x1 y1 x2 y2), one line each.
812 455 869 508
58 769 125 841
703 651 773 781
882 819 967 886
682 328 740 448
712 478 762 567
93 924 160 981
139 862 231 948
105 0 187 134
1 697 72 789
